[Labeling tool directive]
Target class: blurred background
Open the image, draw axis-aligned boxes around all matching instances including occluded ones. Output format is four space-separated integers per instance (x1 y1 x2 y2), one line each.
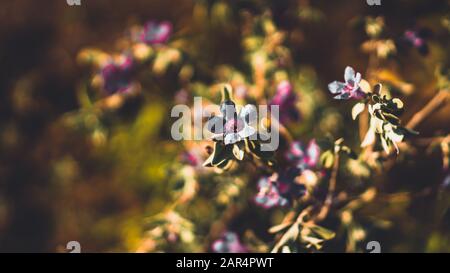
0 0 449 252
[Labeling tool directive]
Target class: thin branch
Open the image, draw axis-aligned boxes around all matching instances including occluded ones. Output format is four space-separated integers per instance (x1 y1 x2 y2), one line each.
406 89 449 130
314 145 340 222
271 206 313 253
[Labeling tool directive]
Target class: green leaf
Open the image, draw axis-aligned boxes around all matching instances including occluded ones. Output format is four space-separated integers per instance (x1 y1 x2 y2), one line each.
220 84 233 102
316 136 334 151
382 113 401 125
216 158 233 170
212 142 227 165
401 127 420 136
361 127 376 147
207 142 235 167
341 146 357 159
247 139 274 160
203 153 214 167
381 135 390 154
352 102 366 120
309 224 336 241
320 150 334 169
232 143 244 161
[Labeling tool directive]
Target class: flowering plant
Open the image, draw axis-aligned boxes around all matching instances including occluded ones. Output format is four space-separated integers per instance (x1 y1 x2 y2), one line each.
55 1 450 253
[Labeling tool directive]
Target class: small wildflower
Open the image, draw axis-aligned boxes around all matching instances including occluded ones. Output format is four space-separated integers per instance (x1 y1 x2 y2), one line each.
255 168 306 209
212 232 247 253
403 29 429 56
328 66 366 100
269 80 300 124
203 85 275 170
140 21 172 45
286 140 321 169
100 55 134 94
181 151 201 167
206 101 257 146
254 177 289 209
277 167 307 199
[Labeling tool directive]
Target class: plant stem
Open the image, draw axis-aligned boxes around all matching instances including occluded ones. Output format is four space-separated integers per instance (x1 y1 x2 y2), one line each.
270 116 294 144
314 145 340 222
271 206 313 253
406 89 449 130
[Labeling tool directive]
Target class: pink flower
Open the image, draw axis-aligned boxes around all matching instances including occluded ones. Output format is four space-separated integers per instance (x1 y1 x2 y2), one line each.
140 21 172 45
101 55 134 94
328 66 366 100
269 80 300 124
286 140 321 169
403 29 429 56
254 177 289 209
212 232 247 253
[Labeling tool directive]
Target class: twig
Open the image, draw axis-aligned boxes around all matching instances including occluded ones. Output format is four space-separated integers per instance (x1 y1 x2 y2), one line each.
406 89 449 130
313 144 340 222
271 206 313 253
375 90 449 158
269 115 294 144
279 123 294 144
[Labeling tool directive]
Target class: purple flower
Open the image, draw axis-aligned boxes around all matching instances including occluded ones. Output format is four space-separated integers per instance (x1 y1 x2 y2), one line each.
212 232 247 253
255 168 307 209
140 21 172 45
269 80 300 124
286 140 321 169
174 89 189 104
206 101 257 145
403 29 429 56
276 167 307 199
101 56 134 94
181 151 200 167
328 66 366 100
254 177 289 209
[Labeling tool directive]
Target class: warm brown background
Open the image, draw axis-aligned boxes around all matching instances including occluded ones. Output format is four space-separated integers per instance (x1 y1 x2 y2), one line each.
0 0 448 252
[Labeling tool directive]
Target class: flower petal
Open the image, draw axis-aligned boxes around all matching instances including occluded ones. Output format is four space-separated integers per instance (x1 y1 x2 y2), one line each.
359 79 372 93
306 140 320 167
333 92 351 100
232 144 244 160
354 72 362 84
328 81 345 94
361 126 376 147
344 66 356 83
224 133 241 145
238 124 256 139
220 100 237 121
352 102 366 120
